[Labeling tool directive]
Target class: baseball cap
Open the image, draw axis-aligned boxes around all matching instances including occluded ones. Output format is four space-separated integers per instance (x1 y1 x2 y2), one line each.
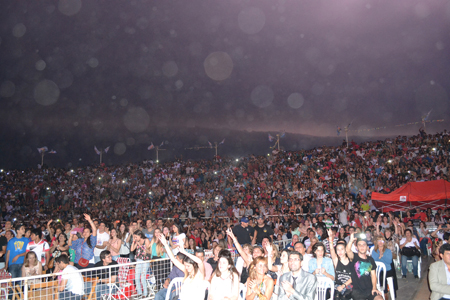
240 217 249 223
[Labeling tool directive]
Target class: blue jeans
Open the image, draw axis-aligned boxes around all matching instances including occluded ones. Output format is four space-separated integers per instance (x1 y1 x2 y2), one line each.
59 291 83 300
94 256 101 264
401 255 418 276
155 287 176 300
8 264 22 279
420 238 428 255
96 283 117 299
112 255 119 261
135 260 150 296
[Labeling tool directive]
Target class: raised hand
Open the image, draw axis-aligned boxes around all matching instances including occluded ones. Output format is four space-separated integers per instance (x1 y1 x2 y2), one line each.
83 214 91 222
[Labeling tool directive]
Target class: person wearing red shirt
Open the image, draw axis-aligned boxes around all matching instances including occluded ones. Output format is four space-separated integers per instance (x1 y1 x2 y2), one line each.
189 229 202 247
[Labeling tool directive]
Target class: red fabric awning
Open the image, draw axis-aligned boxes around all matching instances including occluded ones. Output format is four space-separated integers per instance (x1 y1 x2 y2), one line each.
371 179 450 212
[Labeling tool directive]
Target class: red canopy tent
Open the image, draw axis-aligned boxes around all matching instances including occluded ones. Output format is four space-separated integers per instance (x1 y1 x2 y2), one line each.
371 179 450 212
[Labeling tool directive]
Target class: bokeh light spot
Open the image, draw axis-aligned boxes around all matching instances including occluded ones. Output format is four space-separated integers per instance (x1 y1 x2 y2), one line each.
238 7 266 35
114 142 127 155
12 23 26 38
123 107 150 133
35 60 46 71
34 80 60 106
87 57 99 68
0 81 16 98
162 61 178 77
58 0 82 16
287 93 305 109
204 51 234 81
251 85 274 108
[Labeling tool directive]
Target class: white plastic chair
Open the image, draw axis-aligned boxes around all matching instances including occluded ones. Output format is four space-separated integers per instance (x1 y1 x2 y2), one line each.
406 255 422 278
315 277 334 300
375 262 386 300
393 243 400 269
165 277 184 300
104 257 131 300
239 283 247 300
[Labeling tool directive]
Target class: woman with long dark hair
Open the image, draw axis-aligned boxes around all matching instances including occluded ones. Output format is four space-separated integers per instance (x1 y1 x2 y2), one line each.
68 214 97 268
328 229 352 299
131 229 151 299
208 250 240 300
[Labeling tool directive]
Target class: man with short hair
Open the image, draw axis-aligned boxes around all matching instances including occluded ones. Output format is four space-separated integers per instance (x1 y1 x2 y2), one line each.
230 217 254 245
142 220 154 240
94 222 110 264
26 228 50 271
94 250 119 300
195 249 213 280
429 243 450 300
254 216 274 245
4 224 28 278
285 235 299 250
294 241 312 272
154 252 185 300
56 255 84 300
346 233 383 300
275 251 317 300
0 221 16 236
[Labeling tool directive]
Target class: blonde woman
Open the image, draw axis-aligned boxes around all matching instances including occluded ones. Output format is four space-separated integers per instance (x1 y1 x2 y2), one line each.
22 252 42 285
245 257 274 300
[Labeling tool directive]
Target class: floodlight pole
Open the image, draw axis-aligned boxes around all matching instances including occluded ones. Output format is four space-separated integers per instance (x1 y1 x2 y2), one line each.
155 146 166 163
345 127 349 148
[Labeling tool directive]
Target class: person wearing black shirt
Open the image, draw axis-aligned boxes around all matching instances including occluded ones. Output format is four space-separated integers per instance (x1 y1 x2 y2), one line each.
94 250 119 299
346 234 383 300
254 216 274 245
230 217 254 245
0 235 6 268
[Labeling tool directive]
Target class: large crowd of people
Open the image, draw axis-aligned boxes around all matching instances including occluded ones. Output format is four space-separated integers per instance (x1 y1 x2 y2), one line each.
1 129 450 299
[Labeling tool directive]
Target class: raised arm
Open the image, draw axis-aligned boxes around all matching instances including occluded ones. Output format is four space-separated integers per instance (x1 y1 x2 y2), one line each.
178 243 205 278
226 229 252 266
327 229 338 266
47 220 54 240
84 214 97 236
158 235 185 272
346 233 355 261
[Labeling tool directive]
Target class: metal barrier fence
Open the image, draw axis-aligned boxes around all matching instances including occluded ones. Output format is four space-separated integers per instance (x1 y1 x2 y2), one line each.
0 258 172 300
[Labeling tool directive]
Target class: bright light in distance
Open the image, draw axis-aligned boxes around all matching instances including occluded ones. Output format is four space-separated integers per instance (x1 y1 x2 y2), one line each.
149 192 152 194
98 177 101 180
267 154 270 156
214 171 217 174
70 169 74 172
236 159 239 162
156 160 159 163
0 169 3 172
317 169 320 172
215 196 218 199
46 187 50 190
388 160 392 163
122 180 125 183
432 148 436 151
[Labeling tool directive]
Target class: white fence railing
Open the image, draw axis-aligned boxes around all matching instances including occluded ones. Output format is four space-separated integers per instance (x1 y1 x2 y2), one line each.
0 258 172 300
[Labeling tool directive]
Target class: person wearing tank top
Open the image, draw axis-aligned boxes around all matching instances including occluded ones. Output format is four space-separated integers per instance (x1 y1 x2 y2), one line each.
328 229 353 299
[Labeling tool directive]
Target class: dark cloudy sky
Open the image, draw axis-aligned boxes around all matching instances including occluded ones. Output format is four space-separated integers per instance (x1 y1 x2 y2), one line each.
0 0 450 168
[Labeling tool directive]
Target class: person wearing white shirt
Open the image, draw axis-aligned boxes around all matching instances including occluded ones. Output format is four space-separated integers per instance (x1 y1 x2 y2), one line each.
94 222 110 264
56 255 84 300
399 229 420 279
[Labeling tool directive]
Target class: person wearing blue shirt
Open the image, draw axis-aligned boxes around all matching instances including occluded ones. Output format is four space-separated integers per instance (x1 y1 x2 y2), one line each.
154 252 185 300
4 224 29 278
372 235 396 300
308 242 335 282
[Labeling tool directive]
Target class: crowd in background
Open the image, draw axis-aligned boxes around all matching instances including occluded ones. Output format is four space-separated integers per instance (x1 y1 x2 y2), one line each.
1 130 450 299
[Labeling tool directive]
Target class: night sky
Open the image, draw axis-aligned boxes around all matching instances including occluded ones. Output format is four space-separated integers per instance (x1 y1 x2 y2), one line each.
1 0 450 168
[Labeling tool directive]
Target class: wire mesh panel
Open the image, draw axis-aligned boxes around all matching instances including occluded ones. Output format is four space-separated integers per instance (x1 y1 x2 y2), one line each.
0 258 173 300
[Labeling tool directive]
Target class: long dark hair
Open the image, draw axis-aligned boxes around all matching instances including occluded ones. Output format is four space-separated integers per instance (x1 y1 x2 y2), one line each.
212 249 239 284
84 228 93 249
